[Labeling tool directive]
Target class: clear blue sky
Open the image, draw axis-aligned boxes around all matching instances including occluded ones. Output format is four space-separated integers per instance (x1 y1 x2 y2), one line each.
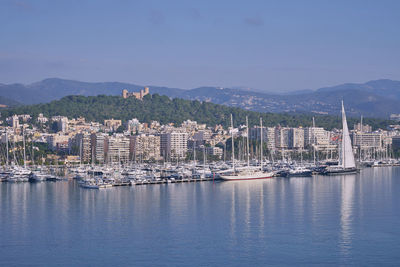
0 0 399 92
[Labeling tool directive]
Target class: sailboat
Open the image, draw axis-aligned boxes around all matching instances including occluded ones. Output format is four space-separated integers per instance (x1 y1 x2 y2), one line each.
323 101 358 175
220 115 274 181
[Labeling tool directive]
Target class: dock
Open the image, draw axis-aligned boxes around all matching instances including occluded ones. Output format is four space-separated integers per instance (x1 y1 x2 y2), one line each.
131 177 219 186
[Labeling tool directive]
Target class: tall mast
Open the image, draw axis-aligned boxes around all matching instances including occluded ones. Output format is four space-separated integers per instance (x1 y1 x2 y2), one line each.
246 116 250 168
79 139 82 167
22 127 26 168
360 115 363 161
342 101 346 167
312 117 316 165
260 117 263 170
231 114 235 171
193 143 196 168
5 131 8 167
31 140 34 166
203 146 206 176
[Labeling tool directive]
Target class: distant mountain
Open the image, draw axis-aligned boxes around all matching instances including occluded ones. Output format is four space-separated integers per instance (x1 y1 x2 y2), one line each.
0 78 185 104
0 78 400 118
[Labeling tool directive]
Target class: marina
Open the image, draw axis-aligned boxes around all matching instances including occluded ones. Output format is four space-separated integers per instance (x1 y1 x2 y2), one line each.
2 101 395 187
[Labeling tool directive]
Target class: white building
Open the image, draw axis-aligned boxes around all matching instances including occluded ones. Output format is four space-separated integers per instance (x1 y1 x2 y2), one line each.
289 128 305 149
161 132 188 160
351 132 382 149
304 127 330 148
126 118 141 133
131 134 161 161
91 133 108 164
275 127 290 149
37 113 48 124
107 135 130 163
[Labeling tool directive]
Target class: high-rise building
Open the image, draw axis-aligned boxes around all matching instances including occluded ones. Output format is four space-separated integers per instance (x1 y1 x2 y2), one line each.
392 136 400 150
275 127 290 149
11 115 19 129
161 132 188 160
249 126 276 150
351 132 382 149
75 133 92 163
107 135 130 163
91 133 109 164
289 128 304 149
304 127 330 148
130 134 161 161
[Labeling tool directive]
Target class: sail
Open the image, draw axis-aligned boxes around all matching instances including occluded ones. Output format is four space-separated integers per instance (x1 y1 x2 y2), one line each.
340 101 356 168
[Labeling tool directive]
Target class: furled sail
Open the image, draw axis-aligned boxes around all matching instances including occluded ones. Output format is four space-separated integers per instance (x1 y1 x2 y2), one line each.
340 101 356 169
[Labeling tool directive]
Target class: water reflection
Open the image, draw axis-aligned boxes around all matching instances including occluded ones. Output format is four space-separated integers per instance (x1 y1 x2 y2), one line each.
1 168 400 266
339 174 356 257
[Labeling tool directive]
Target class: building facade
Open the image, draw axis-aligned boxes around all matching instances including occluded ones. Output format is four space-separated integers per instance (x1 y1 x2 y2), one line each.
161 132 188 160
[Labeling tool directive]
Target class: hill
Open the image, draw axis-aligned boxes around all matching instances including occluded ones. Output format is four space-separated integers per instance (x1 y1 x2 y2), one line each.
0 78 185 105
1 78 400 118
0 94 392 130
0 96 20 107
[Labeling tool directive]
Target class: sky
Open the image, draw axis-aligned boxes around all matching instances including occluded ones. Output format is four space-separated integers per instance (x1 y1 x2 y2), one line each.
0 0 399 92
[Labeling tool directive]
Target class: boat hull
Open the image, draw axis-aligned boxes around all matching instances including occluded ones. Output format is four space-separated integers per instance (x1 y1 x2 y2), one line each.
220 172 274 181
322 167 358 176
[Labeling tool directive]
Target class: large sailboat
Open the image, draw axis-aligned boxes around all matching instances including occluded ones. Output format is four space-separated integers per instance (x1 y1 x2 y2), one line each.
220 115 274 181
323 101 358 175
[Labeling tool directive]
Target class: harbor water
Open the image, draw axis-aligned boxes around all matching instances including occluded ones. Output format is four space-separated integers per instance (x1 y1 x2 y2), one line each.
1 167 400 266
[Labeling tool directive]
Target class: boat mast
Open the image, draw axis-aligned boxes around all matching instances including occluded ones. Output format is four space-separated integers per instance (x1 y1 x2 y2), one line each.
5 131 8 167
246 116 250 168
193 142 196 169
260 117 263 170
23 127 26 168
231 114 235 171
203 146 206 177
360 115 363 161
312 117 316 165
31 140 34 166
342 100 346 168
79 139 82 167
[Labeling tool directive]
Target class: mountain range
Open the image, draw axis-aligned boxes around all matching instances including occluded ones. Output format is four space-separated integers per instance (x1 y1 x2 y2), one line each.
0 78 399 118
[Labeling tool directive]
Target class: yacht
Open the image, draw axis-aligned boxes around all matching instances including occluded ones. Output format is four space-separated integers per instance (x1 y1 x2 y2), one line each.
323 101 358 175
286 166 313 177
220 115 274 181
7 167 31 182
31 171 48 182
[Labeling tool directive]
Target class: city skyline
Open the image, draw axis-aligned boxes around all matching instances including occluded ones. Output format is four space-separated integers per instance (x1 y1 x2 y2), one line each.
1 0 400 92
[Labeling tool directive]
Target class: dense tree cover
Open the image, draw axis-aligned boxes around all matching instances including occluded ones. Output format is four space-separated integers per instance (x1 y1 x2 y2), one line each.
1 94 393 130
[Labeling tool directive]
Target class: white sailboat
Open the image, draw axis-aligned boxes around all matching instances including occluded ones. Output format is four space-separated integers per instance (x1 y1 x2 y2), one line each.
220 115 274 181
323 101 358 175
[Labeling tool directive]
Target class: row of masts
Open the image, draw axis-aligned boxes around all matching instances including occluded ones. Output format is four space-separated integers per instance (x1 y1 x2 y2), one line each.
1 129 29 168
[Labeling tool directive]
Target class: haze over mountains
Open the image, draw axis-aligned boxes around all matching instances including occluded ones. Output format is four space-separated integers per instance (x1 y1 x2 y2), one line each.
0 78 399 118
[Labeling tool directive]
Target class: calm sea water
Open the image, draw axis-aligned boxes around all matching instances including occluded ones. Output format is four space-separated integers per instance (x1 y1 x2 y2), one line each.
1 167 400 266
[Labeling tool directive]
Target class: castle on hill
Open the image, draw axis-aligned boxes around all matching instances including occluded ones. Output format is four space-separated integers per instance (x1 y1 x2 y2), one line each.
122 87 149 100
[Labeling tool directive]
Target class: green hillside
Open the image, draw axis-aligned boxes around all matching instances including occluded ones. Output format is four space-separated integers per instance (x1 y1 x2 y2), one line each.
0 94 393 130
